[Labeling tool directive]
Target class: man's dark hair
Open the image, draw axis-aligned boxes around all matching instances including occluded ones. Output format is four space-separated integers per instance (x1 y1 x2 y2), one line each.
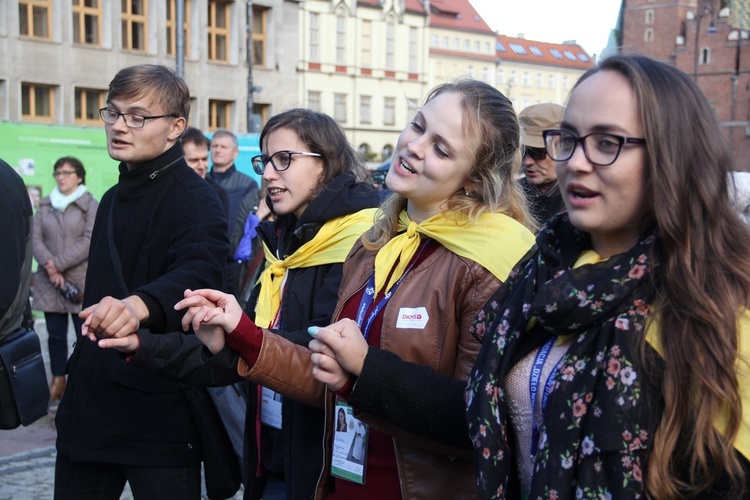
107 64 190 119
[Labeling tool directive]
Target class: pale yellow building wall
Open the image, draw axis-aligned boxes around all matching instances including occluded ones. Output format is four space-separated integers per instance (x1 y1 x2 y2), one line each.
298 0 428 163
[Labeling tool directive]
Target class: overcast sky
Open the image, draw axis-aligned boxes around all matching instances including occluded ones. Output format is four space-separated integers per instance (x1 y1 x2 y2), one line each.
469 0 623 58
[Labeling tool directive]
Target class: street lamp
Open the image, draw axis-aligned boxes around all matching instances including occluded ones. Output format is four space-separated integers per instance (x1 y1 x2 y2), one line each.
693 0 718 82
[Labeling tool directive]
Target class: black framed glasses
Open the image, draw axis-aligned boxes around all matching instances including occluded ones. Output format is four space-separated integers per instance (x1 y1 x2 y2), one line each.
543 129 646 167
251 150 322 175
522 146 547 162
99 107 178 129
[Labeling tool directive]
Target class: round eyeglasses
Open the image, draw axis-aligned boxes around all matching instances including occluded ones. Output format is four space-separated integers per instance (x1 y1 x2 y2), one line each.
99 107 178 129
251 150 322 175
543 129 646 167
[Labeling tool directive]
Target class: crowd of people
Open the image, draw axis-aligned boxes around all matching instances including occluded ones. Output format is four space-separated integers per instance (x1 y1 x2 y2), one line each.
2 53 750 499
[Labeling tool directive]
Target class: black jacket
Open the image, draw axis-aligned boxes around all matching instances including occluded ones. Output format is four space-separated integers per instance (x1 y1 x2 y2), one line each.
520 177 565 229
55 144 229 466
130 170 380 498
0 159 33 339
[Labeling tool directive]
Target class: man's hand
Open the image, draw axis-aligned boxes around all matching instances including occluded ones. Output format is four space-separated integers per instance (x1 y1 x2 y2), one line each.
79 295 149 341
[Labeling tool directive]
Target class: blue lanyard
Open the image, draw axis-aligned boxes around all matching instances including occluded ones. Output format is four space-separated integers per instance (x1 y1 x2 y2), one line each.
355 239 431 339
529 336 563 457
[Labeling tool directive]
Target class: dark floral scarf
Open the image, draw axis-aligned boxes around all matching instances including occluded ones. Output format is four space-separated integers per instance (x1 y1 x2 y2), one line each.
465 214 663 499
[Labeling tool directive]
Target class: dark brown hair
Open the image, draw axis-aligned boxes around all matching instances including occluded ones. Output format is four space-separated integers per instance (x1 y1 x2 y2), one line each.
53 156 86 185
576 54 750 498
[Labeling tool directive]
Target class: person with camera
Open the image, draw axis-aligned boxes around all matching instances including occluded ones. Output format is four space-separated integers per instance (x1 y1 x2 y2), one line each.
32 156 98 402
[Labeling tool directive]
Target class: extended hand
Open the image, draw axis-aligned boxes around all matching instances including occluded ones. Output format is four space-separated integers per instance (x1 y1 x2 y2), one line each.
97 333 140 354
174 289 243 354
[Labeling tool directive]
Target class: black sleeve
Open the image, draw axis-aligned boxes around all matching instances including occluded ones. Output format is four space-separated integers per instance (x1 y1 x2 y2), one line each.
129 330 243 387
347 347 472 450
696 452 750 499
0 160 33 338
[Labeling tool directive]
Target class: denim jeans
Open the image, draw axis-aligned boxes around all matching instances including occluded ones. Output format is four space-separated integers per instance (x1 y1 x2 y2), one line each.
54 452 201 499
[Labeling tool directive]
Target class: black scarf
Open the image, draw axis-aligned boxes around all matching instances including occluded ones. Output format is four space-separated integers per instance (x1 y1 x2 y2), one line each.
466 214 663 499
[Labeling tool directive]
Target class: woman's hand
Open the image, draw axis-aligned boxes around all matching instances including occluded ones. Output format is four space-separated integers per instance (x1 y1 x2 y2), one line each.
174 289 243 354
308 319 369 391
310 336 350 392
49 272 65 288
44 260 59 276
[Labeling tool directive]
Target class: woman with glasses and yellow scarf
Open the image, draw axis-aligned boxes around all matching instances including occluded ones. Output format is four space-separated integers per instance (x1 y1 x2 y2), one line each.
178 80 535 499
100 108 381 499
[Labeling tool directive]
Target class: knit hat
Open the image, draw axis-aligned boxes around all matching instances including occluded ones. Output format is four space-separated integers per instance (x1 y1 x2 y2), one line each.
519 103 564 149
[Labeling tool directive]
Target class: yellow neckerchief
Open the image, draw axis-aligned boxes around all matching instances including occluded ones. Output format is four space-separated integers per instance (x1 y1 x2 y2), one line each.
373 210 534 295
646 311 750 461
254 208 377 328
571 249 750 460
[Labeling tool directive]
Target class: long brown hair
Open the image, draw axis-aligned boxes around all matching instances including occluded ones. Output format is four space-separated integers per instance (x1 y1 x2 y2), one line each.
364 79 534 250
577 54 750 497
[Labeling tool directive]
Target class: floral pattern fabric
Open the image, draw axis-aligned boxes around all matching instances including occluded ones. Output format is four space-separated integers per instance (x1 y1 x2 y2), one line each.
465 215 664 499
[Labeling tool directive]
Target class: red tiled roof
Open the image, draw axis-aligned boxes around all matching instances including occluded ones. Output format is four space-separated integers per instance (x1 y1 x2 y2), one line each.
404 0 426 14
496 35 594 69
429 47 496 62
429 0 494 34
358 0 426 14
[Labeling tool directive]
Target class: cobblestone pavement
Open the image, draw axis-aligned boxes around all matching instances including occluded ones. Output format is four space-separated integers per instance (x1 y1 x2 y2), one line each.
0 318 242 499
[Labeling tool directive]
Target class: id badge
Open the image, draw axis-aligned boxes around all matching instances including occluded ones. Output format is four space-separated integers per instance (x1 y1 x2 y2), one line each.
260 386 283 429
330 401 368 484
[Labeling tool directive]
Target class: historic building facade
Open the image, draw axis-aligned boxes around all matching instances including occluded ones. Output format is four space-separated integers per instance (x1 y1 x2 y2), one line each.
619 0 750 169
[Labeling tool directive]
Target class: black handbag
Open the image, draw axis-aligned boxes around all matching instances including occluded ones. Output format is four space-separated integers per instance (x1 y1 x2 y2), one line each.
0 326 50 429
106 194 242 499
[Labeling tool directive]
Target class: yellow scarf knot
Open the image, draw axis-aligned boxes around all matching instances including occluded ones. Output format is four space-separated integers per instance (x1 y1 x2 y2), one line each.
405 221 419 238
372 210 535 296
269 262 286 278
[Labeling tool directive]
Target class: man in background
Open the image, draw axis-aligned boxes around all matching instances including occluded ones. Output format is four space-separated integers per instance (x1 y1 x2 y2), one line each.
182 126 229 216
207 129 259 298
518 103 565 227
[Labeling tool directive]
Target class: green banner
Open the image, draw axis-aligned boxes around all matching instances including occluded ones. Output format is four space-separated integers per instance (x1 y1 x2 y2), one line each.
0 121 118 207
0 121 262 210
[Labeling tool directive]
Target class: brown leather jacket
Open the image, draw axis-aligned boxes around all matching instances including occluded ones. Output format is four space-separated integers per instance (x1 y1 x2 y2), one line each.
239 239 503 499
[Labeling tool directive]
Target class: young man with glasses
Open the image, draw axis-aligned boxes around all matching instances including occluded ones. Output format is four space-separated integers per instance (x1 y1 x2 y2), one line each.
518 103 565 228
54 64 229 499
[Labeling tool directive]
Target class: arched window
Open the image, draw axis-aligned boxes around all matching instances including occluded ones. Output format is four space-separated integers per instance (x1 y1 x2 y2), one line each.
700 46 711 65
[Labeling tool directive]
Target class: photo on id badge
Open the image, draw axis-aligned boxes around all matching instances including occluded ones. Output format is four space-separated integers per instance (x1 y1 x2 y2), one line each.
331 401 369 484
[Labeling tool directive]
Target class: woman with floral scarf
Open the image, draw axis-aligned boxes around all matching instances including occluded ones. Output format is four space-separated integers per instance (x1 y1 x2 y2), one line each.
466 54 750 498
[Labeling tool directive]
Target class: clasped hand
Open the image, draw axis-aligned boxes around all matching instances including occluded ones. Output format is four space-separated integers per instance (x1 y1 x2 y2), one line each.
173 289 243 354
308 318 369 392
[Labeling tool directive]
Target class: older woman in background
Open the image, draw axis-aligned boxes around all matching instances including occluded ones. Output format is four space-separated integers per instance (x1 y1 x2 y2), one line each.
33 157 98 402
